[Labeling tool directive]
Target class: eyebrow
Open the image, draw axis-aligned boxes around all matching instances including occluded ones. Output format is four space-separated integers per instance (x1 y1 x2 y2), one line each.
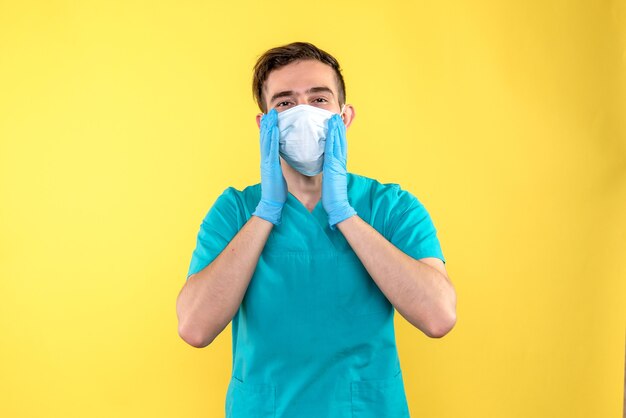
269 86 335 104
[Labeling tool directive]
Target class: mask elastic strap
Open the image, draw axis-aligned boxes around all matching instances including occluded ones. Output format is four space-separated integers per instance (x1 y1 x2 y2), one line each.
340 104 346 117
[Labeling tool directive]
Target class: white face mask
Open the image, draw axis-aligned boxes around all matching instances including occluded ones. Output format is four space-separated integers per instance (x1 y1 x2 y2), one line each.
276 104 346 176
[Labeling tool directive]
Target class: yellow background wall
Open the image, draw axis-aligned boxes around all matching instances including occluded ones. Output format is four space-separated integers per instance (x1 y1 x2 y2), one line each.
1 1 624 417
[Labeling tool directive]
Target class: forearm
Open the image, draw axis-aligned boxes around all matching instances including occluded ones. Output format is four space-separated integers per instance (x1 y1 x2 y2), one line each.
176 215 273 347
337 215 456 338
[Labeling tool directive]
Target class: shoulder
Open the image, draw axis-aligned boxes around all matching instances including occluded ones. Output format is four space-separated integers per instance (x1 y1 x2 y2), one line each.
202 183 260 225
347 172 421 210
347 172 427 239
210 185 243 209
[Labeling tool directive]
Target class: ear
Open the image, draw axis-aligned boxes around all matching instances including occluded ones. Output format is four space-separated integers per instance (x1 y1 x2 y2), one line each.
255 113 263 129
341 104 356 129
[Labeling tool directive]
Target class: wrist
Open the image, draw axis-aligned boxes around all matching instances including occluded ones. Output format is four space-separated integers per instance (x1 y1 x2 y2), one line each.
252 199 284 226
327 204 356 231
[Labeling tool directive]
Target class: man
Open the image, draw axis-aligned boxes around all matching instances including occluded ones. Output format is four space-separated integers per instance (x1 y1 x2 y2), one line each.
176 41 456 418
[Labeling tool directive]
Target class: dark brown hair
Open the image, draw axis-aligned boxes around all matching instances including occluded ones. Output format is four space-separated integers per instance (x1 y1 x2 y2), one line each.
252 42 346 113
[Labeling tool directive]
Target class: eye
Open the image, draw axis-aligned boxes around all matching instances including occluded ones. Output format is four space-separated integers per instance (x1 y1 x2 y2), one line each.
312 97 328 103
276 101 293 108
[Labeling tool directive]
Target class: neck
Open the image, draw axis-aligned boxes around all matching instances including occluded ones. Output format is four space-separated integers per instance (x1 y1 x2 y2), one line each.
280 156 322 209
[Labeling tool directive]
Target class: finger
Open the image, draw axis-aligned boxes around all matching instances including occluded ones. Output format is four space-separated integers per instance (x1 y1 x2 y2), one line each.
338 115 347 162
260 108 276 133
333 116 342 160
324 117 335 158
261 109 277 150
260 119 272 160
267 108 277 129
269 124 279 162
260 128 269 161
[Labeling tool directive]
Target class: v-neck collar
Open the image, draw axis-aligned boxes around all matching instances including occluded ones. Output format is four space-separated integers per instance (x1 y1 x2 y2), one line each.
286 191 322 214
286 192 337 244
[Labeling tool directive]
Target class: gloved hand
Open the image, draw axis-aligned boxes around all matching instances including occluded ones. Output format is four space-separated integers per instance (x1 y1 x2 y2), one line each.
252 108 288 225
322 114 357 230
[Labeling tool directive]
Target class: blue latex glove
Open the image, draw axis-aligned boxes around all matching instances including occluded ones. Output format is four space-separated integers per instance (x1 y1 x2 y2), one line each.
252 108 288 225
322 114 357 230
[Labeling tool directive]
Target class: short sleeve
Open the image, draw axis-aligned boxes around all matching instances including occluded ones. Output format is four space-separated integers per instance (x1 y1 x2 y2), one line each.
186 187 244 280
386 185 446 264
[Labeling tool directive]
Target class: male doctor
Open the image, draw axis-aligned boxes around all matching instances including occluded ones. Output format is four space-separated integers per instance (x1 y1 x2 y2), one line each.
176 41 457 418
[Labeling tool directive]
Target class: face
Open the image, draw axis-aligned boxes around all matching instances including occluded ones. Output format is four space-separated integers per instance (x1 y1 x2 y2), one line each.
255 59 355 129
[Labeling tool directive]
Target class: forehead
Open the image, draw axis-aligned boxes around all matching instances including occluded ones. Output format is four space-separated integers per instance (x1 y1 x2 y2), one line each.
264 59 337 96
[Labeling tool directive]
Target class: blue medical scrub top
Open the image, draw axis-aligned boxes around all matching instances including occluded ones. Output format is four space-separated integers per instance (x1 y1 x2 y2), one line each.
187 172 445 418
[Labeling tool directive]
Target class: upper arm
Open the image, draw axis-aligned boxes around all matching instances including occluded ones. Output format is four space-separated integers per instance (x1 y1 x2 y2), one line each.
186 187 243 280
384 185 446 264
